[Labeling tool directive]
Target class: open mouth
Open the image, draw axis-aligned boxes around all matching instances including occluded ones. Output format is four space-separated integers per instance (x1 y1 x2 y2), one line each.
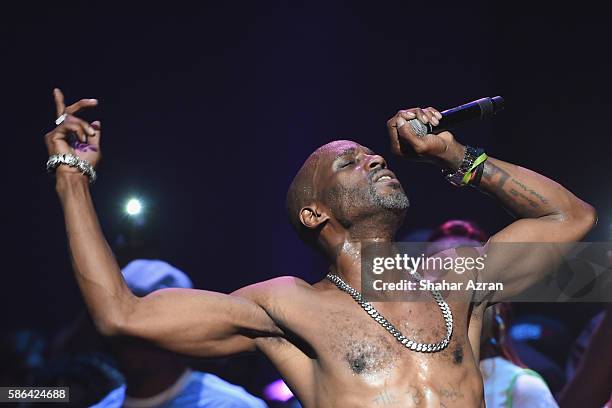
373 170 398 183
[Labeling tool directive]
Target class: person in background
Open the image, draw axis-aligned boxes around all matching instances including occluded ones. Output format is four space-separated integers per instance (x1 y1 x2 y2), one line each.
480 303 558 407
428 220 558 407
34 353 125 408
559 301 612 407
0 329 46 388
89 259 268 408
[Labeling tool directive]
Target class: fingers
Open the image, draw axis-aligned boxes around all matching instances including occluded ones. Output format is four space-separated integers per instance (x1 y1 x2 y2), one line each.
424 107 442 126
399 108 434 126
392 108 431 132
386 107 443 157
391 107 442 128
396 110 416 129
386 109 423 156
90 120 101 131
88 120 102 147
413 108 437 126
69 115 96 141
386 113 404 155
386 110 416 129
386 106 450 160
51 89 99 143
65 98 98 115
55 115 97 142
53 88 65 117
414 108 430 125
53 88 98 117
428 107 443 120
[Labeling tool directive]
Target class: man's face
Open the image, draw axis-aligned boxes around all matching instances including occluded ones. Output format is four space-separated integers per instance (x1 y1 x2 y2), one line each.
315 141 409 228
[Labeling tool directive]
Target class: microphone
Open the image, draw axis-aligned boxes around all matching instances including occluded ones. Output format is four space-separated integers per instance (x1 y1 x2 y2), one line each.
408 96 504 137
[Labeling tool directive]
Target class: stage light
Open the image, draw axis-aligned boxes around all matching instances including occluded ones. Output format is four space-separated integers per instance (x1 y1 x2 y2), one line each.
509 323 542 341
263 379 294 402
126 198 143 216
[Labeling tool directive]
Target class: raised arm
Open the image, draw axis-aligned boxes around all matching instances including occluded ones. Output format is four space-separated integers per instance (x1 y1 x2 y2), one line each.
387 106 596 300
46 89 282 357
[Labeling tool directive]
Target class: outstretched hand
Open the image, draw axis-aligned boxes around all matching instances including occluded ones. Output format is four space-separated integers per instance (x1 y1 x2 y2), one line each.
44 89 102 173
386 107 456 164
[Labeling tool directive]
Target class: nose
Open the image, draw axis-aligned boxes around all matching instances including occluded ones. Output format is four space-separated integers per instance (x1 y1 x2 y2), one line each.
367 154 387 170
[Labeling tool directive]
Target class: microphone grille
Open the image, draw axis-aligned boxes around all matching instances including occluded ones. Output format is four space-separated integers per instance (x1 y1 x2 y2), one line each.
408 119 429 137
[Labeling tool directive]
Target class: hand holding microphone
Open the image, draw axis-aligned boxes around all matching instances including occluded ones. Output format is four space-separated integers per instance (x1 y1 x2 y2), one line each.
386 96 504 164
408 96 504 137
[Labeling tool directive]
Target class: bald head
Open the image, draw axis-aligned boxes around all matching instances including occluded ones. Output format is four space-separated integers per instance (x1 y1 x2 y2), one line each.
286 141 350 245
286 140 409 248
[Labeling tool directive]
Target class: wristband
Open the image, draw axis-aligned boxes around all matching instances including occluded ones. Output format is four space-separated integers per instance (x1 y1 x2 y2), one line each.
469 160 485 187
442 146 484 187
461 152 488 185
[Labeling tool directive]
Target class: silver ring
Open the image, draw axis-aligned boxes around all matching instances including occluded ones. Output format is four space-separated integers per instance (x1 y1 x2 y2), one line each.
55 113 67 126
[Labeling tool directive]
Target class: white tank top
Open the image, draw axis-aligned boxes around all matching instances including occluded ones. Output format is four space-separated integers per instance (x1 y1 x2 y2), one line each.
480 357 558 408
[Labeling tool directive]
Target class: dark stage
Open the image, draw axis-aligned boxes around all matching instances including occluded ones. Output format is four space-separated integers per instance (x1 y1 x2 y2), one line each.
1 2 611 407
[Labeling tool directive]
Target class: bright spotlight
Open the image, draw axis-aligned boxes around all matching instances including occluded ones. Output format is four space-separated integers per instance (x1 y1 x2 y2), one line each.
125 198 143 216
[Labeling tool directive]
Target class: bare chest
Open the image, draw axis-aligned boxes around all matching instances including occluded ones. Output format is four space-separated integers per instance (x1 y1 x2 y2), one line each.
310 301 471 382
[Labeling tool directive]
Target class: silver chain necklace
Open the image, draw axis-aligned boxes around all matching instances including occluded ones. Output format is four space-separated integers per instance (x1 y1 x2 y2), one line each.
326 271 453 353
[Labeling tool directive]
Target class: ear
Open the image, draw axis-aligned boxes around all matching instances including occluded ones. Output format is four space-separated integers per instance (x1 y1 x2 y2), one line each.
299 205 330 230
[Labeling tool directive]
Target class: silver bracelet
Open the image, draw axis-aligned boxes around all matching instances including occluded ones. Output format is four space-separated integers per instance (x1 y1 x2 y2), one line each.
46 153 97 184
441 145 482 187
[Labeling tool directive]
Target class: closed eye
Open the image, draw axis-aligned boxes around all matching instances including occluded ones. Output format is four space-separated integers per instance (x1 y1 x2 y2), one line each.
340 160 354 168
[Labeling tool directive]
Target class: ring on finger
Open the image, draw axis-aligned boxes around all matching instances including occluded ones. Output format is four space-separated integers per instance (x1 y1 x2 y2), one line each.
55 113 67 126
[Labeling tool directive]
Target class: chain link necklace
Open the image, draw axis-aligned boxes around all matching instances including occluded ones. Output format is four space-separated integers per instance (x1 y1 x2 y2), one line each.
326 271 453 353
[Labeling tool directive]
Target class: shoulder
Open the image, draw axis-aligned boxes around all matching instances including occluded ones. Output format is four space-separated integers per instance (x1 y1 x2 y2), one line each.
231 276 313 302
513 370 550 391
512 370 558 407
230 276 318 327
252 276 312 290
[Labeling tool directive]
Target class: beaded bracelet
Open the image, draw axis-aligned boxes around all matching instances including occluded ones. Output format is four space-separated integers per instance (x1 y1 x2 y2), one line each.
443 146 486 187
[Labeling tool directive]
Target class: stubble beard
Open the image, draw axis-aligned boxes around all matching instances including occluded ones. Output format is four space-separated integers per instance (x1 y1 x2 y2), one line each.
326 180 409 231
369 182 410 211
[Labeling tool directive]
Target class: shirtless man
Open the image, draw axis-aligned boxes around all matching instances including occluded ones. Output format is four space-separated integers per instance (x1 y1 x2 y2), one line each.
45 89 596 407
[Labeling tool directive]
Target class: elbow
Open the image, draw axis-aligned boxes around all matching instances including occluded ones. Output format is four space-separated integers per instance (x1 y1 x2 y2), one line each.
567 202 597 239
578 203 597 232
94 312 127 337
92 299 136 337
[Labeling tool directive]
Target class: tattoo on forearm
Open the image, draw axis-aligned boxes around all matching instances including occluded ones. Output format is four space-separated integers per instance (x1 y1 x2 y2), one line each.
482 161 511 190
510 178 549 205
481 162 549 217
509 188 539 208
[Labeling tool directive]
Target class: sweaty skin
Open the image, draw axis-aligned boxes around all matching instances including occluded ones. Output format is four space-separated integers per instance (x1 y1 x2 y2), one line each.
46 91 596 407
